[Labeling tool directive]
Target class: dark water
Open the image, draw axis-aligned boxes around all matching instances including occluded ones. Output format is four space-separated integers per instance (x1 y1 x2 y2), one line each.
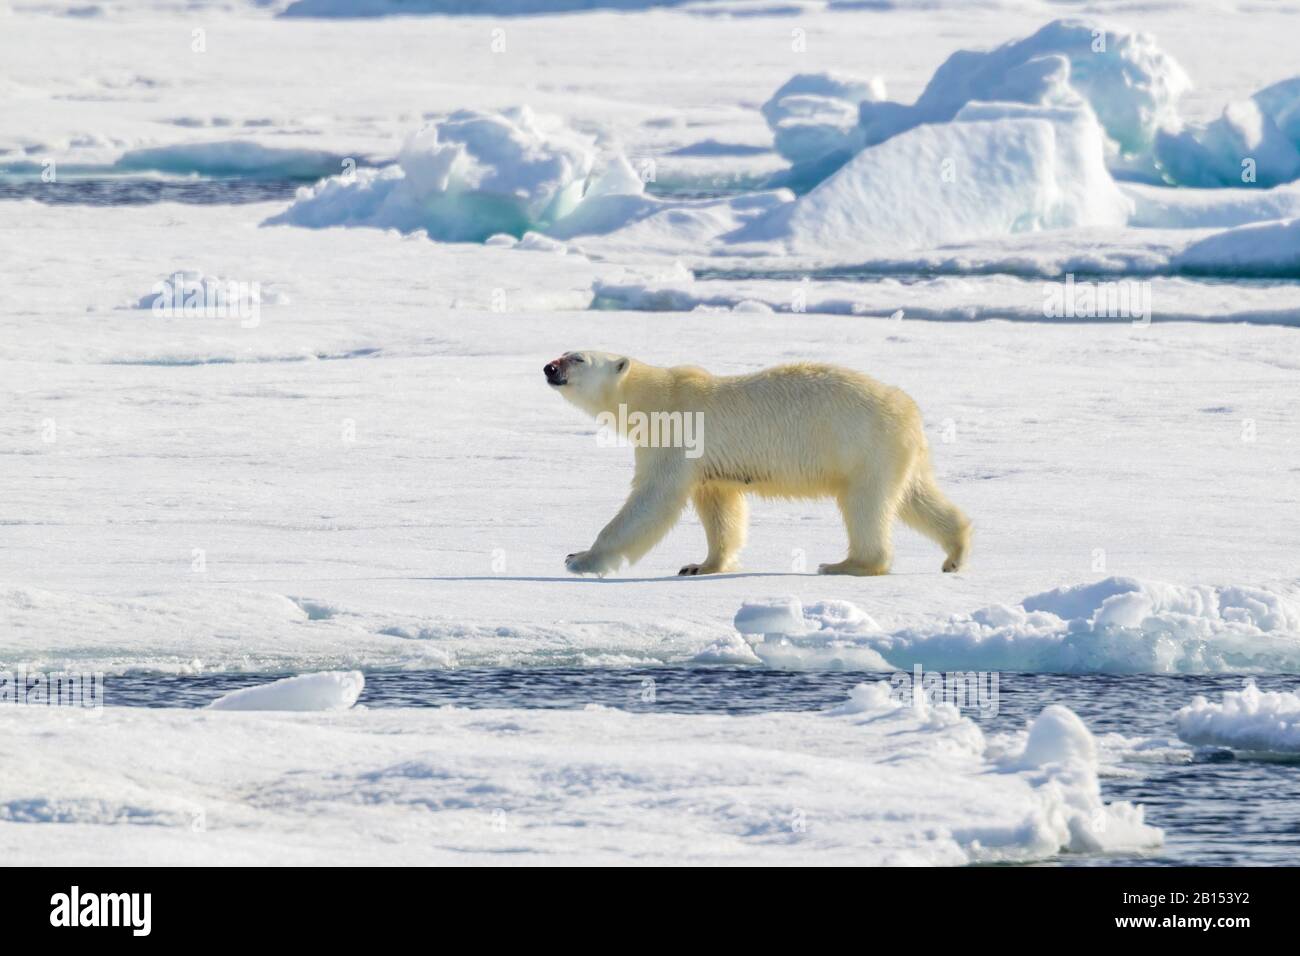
645 182 758 201
3 177 739 210
2 173 734 208
0 178 304 206
101 668 1300 867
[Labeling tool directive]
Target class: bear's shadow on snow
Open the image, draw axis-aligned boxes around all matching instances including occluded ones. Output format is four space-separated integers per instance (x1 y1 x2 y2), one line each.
410 573 817 583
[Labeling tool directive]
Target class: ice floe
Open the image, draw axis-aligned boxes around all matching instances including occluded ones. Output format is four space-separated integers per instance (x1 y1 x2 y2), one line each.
736 578 1300 673
1175 681 1300 755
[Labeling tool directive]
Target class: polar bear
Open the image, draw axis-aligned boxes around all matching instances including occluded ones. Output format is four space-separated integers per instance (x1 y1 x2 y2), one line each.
544 351 970 577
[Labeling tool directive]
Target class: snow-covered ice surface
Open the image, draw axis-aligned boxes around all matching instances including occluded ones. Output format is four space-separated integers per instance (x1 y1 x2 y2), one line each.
2 198 1299 674
0 683 1160 865
4 0 1300 866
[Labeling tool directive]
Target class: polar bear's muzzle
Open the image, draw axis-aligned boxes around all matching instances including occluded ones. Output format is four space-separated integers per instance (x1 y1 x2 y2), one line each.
544 361 567 386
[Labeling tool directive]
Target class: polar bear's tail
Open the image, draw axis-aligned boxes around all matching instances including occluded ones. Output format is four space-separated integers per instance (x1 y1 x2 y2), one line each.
899 457 971 573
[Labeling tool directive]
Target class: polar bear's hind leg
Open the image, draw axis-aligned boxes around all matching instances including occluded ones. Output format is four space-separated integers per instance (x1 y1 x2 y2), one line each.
899 468 972 573
819 475 902 576
680 485 747 575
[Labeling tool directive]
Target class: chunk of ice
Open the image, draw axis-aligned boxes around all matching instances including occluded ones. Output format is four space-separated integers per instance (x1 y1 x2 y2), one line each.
208 671 365 711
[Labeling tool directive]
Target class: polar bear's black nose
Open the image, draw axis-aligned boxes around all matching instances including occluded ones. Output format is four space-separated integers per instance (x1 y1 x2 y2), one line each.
544 362 566 385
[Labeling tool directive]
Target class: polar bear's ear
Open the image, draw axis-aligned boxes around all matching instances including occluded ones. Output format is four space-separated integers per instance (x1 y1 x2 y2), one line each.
615 358 628 374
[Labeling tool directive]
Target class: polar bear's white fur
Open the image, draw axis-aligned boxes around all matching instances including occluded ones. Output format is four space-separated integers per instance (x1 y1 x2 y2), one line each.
544 351 971 577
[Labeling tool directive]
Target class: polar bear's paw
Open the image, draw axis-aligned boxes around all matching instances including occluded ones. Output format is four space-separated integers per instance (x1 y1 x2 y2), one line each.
818 559 889 576
565 549 617 577
677 560 738 576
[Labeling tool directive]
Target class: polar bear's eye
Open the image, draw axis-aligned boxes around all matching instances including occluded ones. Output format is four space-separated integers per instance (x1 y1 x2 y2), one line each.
571 356 585 363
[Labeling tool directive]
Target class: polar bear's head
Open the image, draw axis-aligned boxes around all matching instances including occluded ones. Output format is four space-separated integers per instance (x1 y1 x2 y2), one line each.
544 350 631 416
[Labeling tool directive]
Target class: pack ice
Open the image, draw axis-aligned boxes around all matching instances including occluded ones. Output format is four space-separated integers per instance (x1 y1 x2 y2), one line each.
0 683 1160 865
262 16 1300 265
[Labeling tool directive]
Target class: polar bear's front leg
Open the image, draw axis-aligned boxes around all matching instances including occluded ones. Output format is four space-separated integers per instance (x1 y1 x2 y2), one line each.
565 463 692 576
564 548 621 576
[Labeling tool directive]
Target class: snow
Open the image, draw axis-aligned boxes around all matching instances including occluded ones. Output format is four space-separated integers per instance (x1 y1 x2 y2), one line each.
0 684 1160 864
593 269 1300 320
1176 681 1300 755
208 671 365 710
125 269 288 316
